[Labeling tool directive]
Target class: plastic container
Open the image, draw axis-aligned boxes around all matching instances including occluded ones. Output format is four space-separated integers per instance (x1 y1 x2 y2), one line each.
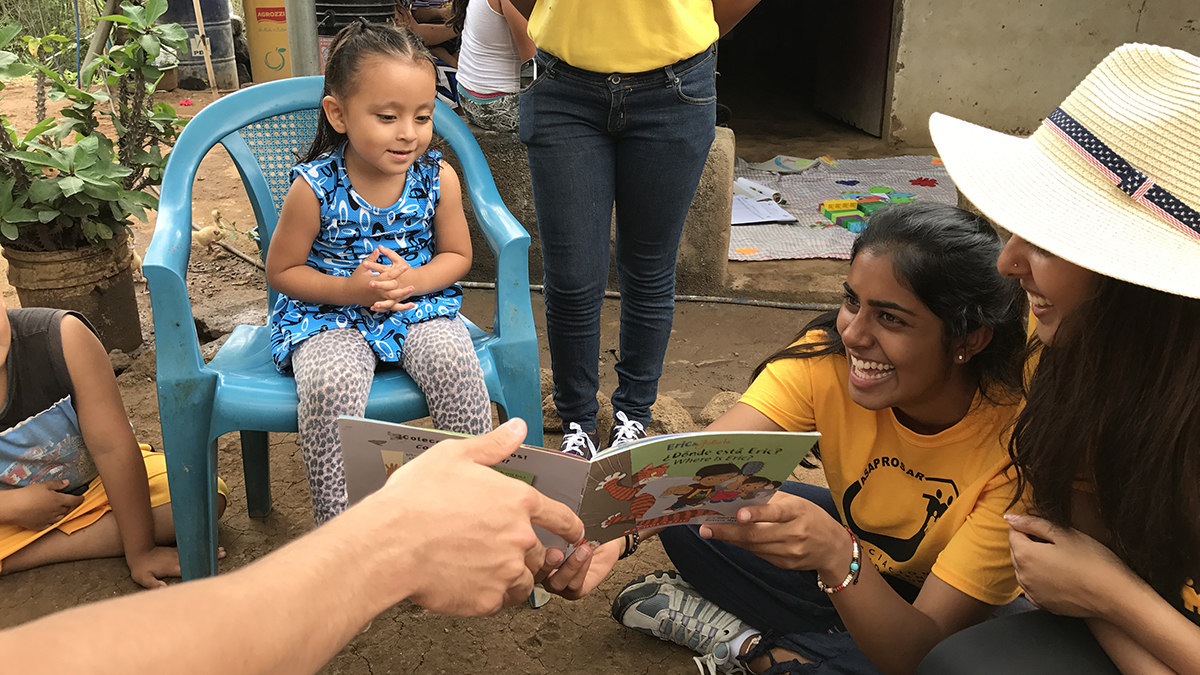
161 0 240 90
243 0 291 82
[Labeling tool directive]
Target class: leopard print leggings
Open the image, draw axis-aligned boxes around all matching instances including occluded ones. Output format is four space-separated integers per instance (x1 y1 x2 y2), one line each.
292 318 492 524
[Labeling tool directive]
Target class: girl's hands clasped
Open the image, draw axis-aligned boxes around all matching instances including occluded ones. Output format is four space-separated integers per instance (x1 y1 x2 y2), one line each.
351 247 418 313
700 491 852 576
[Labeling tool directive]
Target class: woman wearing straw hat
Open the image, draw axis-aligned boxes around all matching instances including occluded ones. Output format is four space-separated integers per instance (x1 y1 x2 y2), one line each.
918 43 1200 674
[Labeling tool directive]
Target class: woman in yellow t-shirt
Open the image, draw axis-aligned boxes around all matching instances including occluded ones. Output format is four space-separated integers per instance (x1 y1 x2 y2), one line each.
540 203 1028 675
918 44 1200 675
512 1 760 456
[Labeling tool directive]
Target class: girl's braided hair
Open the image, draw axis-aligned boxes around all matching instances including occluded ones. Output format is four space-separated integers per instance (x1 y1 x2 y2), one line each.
299 18 437 164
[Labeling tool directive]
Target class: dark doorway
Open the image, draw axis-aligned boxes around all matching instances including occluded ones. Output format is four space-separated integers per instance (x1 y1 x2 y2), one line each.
717 0 896 138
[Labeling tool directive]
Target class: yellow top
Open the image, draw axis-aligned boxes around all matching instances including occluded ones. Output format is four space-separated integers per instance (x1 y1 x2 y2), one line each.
740 335 1024 605
527 0 719 73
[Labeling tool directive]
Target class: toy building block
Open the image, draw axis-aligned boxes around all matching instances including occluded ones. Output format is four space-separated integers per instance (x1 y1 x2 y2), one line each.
824 209 862 222
820 198 859 215
858 201 890 216
834 213 865 230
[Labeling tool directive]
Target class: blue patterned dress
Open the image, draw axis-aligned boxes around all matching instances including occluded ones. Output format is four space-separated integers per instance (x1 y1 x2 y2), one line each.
270 145 463 371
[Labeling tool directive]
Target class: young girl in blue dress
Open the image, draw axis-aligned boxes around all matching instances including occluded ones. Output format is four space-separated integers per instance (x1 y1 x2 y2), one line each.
266 20 492 525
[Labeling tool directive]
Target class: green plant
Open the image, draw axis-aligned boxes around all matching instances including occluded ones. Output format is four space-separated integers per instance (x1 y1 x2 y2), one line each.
22 33 69 122
0 0 186 252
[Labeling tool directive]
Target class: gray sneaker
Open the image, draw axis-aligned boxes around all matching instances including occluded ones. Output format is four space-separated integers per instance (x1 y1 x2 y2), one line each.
612 570 752 675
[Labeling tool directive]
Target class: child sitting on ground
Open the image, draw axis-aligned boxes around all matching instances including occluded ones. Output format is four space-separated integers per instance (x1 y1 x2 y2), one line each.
266 19 492 525
0 297 228 588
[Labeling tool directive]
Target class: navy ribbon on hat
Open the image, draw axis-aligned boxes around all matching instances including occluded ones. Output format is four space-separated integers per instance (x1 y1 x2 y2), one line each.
1043 107 1200 240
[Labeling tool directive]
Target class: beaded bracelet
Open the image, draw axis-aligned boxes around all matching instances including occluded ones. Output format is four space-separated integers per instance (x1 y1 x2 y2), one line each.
815 528 861 594
618 532 641 560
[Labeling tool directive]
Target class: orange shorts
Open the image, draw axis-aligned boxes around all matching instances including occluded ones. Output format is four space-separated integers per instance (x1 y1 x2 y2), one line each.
0 447 229 567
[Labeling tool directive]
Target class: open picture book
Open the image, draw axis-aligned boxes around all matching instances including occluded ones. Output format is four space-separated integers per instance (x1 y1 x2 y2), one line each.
338 417 819 549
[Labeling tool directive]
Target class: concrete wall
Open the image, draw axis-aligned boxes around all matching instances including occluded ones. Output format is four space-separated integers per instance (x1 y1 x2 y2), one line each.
889 0 1200 146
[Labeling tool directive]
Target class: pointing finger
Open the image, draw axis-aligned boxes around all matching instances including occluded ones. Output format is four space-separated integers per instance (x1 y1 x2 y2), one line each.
529 491 585 546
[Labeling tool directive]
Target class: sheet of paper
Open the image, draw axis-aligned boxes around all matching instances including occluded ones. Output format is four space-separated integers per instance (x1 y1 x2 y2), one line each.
731 194 798 225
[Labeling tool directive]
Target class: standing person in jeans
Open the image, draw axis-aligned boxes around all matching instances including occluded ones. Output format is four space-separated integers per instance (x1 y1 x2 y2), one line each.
513 0 762 457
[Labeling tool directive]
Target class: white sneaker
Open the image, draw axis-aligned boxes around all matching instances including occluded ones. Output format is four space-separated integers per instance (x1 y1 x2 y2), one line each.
559 422 598 459
612 570 752 675
608 410 647 447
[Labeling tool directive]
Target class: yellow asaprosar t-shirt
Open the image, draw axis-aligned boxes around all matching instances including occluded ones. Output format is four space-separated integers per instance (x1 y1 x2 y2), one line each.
527 0 719 73
740 336 1024 605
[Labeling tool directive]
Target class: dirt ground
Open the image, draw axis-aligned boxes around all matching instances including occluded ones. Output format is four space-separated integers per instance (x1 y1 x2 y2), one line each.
0 78 857 673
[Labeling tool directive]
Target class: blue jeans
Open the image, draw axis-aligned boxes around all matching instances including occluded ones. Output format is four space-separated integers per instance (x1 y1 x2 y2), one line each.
519 47 717 431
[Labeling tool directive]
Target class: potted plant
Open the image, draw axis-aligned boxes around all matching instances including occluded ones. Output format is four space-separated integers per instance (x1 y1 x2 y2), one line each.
0 0 186 352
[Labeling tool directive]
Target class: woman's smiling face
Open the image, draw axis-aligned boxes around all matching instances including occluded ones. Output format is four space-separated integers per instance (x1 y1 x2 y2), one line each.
997 235 1099 345
836 251 973 428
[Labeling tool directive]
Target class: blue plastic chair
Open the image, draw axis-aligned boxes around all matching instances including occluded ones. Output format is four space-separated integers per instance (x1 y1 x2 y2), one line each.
143 77 542 580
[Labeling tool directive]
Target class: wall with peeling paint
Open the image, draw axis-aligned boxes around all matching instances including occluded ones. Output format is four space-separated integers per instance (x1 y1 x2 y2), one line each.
889 0 1200 146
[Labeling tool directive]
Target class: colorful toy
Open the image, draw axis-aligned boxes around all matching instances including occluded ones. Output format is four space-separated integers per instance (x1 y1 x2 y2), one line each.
817 185 924 233
820 199 859 215
835 214 867 233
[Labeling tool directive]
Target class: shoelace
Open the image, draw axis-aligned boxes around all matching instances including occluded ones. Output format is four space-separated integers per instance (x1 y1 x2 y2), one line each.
659 610 725 656
694 652 726 675
693 646 748 675
560 422 593 458
658 595 746 675
611 411 645 446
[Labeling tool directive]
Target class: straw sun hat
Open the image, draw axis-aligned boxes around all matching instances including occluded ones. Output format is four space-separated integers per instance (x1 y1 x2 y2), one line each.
930 43 1200 299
